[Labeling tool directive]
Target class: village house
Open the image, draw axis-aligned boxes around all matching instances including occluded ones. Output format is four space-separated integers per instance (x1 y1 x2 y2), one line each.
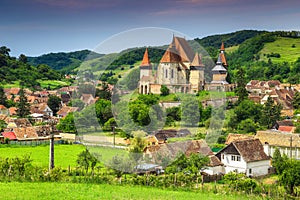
80 93 97 105
255 130 300 160
216 139 271 177
30 103 53 117
57 106 79 118
273 120 296 133
144 140 224 175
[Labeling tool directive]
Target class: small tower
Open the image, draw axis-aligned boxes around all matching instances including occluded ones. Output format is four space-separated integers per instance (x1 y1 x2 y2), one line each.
140 48 152 80
211 55 228 85
190 53 205 92
219 42 227 67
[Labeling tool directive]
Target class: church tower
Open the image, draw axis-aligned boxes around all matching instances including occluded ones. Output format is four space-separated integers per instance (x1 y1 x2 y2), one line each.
190 53 205 93
139 48 152 80
139 48 152 94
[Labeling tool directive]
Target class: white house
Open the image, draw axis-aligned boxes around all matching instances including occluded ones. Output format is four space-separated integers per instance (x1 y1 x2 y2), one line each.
255 130 300 160
216 139 270 177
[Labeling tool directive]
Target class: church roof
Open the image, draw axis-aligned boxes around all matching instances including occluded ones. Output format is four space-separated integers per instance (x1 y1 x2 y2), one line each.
191 53 204 67
173 36 194 62
212 64 227 72
160 45 181 63
140 48 151 67
220 53 227 66
220 42 225 51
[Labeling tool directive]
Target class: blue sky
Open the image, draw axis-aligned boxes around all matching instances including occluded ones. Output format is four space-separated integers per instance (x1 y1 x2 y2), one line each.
1 0 300 56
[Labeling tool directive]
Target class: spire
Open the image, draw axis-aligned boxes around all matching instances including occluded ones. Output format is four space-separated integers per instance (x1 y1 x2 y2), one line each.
216 54 222 64
220 42 225 51
140 48 151 66
191 53 204 67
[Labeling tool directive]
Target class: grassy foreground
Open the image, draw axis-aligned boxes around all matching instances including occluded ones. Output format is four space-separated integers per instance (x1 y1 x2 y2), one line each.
0 182 255 200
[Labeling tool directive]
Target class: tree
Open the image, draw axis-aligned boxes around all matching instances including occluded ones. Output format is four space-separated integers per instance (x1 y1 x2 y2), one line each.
56 112 77 133
47 95 61 115
181 97 200 126
68 99 85 110
261 97 282 128
95 82 111 100
292 91 300 109
280 159 300 195
18 54 27 63
0 46 10 56
128 130 147 163
0 86 8 107
77 148 98 175
160 85 169 96
16 87 30 118
95 99 113 126
234 68 248 104
237 118 257 134
272 148 288 175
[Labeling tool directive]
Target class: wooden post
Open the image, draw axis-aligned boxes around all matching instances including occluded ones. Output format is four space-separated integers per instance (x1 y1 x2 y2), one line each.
49 133 54 171
113 126 115 147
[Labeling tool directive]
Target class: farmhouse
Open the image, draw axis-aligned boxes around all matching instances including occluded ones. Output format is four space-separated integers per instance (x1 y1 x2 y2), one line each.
216 139 270 177
255 130 300 160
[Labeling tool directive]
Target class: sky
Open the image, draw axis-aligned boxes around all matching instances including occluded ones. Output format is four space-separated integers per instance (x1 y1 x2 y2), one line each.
0 0 300 56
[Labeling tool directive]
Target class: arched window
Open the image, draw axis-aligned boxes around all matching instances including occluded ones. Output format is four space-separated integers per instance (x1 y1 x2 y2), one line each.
165 69 168 78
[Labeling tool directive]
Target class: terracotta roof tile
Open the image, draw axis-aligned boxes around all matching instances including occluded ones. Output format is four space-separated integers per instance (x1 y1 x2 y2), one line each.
191 53 204 67
140 48 151 67
2 132 17 140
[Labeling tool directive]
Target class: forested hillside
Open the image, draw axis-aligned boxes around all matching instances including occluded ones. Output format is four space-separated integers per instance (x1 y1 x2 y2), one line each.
28 50 103 74
0 46 62 89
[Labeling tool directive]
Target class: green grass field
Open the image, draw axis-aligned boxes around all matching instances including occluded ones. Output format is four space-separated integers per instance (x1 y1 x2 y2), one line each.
38 79 71 90
259 37 300 63
0 144 85 168
0 182 256 200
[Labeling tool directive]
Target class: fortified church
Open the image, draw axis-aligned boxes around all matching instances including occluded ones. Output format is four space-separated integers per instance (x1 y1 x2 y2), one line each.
139 36 233 94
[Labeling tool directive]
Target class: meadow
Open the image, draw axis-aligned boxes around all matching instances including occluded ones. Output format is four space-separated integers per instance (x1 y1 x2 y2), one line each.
0 144 85 168
259 37 300 63
0 182 258 200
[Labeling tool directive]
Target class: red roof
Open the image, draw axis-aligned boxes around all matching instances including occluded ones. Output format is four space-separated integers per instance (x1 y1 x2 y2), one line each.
140 48 151 66
220 42 225 51
278 126 294 133
2 132 17 140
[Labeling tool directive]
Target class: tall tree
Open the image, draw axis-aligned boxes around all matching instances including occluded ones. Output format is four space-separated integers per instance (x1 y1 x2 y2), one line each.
0 46 10 56
234 68 248 104
292 91 300 110
261 96 282 128
0 86 8 107
18 54 27 63
47 95 62 115
16 87 30 118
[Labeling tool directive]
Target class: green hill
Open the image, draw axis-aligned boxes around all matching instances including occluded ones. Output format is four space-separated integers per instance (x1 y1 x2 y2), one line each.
28 50 104 73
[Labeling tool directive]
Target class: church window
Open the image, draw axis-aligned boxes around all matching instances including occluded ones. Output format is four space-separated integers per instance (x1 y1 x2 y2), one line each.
165 69 168 78
171 69 174 79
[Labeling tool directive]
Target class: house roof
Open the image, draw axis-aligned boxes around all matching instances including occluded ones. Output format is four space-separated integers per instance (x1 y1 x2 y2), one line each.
278 126 295 133
12 118 32 127
225 133 254 145
30 103 51 114
220 42 225 51
57 106 78 117
208 155 223 167
140 48 151 67
13 127 38 140
8 107 17 116
255 130 300 147
0 105 7 110
144 140 213 163
2 132 17 140
217 139 269 162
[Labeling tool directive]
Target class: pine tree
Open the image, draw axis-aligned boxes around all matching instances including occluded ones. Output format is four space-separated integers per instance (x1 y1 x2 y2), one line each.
261 96 282 128
16 87 30 118
0 86 8 107
235 68 248 104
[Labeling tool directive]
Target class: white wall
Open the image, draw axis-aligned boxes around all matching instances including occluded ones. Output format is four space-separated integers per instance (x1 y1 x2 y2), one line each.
246 160 270 177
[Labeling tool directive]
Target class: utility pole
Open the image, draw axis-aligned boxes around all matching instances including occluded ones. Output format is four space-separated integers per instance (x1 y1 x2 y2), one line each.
112 126 115 147
290 136 293 159
49 133 54 171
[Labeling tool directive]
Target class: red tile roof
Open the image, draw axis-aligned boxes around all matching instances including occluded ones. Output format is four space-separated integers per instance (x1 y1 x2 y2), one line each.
191 53 204 67
220 42 225 51
278 126 295 133
140 48 151 67
2 132 17 140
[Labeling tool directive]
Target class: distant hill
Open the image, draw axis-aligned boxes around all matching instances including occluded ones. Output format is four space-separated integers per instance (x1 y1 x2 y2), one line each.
27 50 104 73
28 30 300 84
